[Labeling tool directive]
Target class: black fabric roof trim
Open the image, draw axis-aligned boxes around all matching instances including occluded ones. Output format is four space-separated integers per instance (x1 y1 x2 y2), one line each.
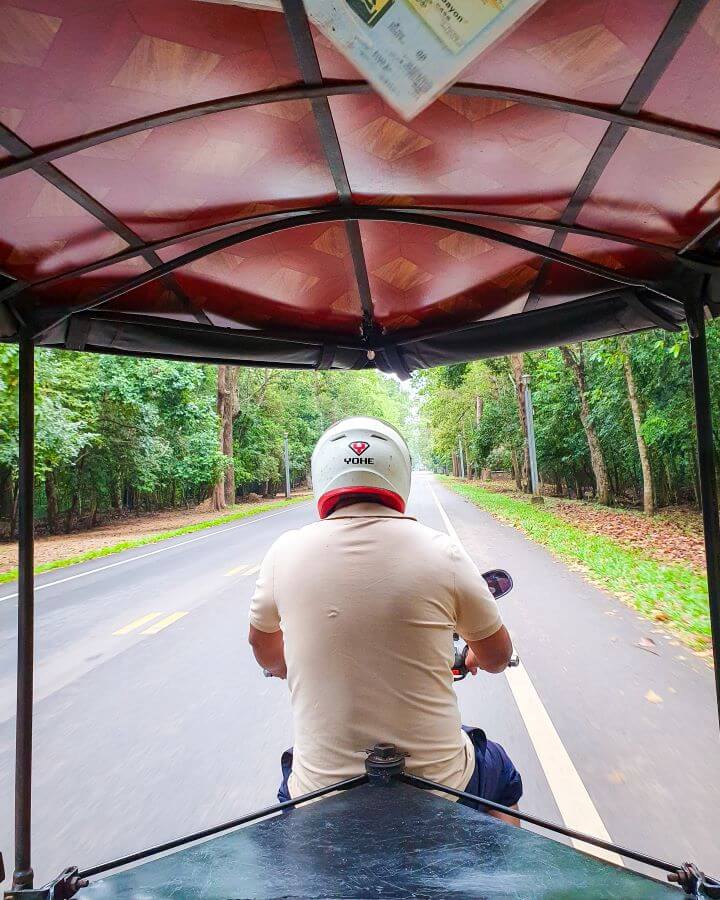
7 290 683 374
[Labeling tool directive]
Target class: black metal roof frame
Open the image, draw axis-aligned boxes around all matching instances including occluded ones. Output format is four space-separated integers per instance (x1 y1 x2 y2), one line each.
22 206 681 340
524 0 706 309
0 0 717 369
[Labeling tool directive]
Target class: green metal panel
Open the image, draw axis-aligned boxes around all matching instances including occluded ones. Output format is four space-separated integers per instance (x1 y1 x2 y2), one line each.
80 781 679 898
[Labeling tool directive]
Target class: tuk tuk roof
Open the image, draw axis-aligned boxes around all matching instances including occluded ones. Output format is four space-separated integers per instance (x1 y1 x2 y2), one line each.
0 0 717 376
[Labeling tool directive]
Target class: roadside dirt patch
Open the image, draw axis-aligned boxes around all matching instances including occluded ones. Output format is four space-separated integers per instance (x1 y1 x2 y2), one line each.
455 478 705 571
547 500 705 571
0 494 310 573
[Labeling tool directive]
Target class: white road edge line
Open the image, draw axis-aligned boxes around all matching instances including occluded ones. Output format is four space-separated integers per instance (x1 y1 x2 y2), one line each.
0 506 304 604
429 484 623 866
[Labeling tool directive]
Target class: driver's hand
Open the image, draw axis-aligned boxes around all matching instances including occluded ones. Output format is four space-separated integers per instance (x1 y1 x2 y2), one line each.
464 648 480 676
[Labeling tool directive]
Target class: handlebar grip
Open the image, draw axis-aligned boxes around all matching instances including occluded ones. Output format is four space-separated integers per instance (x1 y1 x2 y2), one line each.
452 644 469 681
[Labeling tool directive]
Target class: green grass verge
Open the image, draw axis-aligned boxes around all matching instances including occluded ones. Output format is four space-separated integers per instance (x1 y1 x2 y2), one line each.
442 478 710 650
0 497 306 586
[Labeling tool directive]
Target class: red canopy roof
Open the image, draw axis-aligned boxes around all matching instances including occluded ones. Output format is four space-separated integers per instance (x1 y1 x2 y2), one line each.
0 0 717 374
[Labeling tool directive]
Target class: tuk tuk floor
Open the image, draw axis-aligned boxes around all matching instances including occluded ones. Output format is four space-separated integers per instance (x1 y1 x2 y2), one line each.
0 474 717 887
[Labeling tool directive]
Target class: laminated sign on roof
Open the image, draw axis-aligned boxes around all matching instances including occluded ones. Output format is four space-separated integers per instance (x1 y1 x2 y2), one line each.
307 0 548 119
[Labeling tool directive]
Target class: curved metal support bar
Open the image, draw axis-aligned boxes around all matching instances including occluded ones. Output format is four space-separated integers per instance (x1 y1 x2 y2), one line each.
0 205 672 307
0 206 335 303
0 80 718 182
28 208 680 342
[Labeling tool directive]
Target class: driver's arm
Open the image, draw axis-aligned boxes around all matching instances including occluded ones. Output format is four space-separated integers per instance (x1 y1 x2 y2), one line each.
249 626 286 679
248 542 287 678
453 542 513 674
465 626 513 675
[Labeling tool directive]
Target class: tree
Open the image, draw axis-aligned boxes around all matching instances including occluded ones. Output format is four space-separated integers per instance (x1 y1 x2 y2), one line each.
557 346 612 504
618 336 654 514
213 366 239 511
2 321 718 535
509 354 531 493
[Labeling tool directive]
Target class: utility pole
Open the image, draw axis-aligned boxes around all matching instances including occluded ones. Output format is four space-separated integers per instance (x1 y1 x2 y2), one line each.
522 374 539 495
283 434 291 499
458 435 466 479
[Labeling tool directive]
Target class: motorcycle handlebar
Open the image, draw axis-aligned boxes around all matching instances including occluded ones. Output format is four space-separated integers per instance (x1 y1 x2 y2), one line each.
452 645 520 680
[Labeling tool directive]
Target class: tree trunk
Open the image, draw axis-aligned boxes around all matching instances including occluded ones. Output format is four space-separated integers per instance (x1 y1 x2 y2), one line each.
45 469 59 533
0 469 13 533
66 457 85 532
619 336 654 515
509 354 531 492
90 494 99 527
212 366 239 511
9 480 19 540
510 448 522 490
66 490 79 532
561 345 612 506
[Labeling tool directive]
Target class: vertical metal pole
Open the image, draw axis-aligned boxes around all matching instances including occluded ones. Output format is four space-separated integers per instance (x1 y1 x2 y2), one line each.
13 335 35 889
686 302 720 728
523 375 540 495
284 435 291 500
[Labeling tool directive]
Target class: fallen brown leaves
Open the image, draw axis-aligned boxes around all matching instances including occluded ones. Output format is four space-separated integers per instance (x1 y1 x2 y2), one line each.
547 500 705 571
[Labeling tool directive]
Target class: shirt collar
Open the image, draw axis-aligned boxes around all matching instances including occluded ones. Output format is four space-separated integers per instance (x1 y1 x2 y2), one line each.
325 501 416 521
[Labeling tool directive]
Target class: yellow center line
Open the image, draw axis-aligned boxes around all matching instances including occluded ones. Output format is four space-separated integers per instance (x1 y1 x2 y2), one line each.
225 564 260 577
113 612 162 636
141 611 189 635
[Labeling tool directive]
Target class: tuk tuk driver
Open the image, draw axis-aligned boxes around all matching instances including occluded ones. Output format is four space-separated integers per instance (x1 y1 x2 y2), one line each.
248 417 522 823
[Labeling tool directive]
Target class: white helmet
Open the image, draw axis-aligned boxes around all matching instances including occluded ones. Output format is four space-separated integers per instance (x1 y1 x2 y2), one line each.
311 416 411 519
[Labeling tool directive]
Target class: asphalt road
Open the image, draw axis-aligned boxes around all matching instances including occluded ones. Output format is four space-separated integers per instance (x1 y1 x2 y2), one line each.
0 474 718 888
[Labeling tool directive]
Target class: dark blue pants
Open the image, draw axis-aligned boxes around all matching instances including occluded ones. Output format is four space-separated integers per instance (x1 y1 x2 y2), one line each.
458 725 523 810
278 726 522 808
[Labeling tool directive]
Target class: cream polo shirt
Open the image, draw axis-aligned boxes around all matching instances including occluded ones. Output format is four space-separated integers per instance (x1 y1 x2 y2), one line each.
249 502 502 799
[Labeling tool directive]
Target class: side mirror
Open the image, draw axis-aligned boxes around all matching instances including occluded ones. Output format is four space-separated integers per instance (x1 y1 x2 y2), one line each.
482 569 513 600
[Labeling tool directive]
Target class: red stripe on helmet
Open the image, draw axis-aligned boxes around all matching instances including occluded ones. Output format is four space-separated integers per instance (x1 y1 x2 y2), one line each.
317 486 406 519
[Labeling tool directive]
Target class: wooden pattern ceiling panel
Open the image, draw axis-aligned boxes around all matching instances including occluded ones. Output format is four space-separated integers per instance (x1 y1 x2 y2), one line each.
0 0 300 145
528 234 676 309
643 0 720 132
156 224 363 333
29 258 170 308
578 128 720 247
330 94 608 217
459 0 678 102
316 0 678 105
0 169 127 278
53 106 337 240
561 234 675 279
0 0 714 369
361 221 549 332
